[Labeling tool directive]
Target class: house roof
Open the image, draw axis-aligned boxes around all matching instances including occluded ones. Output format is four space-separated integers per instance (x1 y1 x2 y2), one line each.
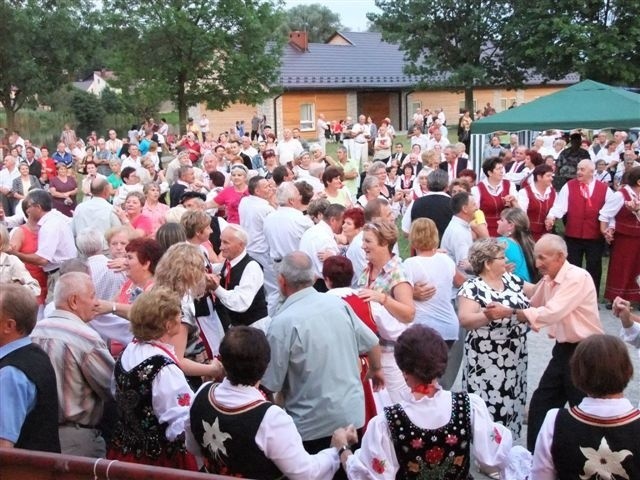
278 31 418 90
72 80 93 92
277 31 578 91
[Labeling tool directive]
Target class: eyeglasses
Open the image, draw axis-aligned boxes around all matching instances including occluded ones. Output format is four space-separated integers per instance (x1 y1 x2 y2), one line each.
492 256 506 260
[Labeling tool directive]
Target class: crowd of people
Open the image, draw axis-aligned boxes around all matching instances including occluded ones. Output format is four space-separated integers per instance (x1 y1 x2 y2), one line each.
0 116 639 480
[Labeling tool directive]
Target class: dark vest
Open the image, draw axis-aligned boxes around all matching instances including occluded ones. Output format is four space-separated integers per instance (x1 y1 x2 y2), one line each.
385 392 472 480
551 406 640 480
564 179 608 240
208 216 222 255
215 254 268 331
190 383 282 479
0 343 61 452
615 188 640 237
110 355 188 460
410 194 453 243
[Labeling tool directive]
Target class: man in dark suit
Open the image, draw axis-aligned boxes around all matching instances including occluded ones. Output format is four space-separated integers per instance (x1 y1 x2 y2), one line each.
439 145 469 182
389 142 407 165
403 152 423 176
407 170 453 242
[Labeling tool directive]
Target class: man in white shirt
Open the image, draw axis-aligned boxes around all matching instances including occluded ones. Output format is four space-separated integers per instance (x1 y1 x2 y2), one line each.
504 146 529 187
105 129 122 159
276 129 303 166
240 135 258 160
264 182 313 265
121 144 143 171
209 225 270 332
316 114 328 154
427 129 450 152
72 178 121 244
9 190 77 301
0 155 20 215
239 176 278 314
410 126 430 152
299 203 345 292
350 115 370 170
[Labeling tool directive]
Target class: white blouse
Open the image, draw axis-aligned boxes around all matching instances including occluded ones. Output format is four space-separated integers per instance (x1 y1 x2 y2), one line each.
345 389 513 479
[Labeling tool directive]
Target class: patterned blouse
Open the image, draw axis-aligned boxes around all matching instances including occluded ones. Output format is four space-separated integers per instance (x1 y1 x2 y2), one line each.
358 255 411 295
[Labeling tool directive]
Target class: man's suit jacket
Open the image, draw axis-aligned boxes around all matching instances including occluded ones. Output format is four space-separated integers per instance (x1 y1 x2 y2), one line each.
438 157 469 178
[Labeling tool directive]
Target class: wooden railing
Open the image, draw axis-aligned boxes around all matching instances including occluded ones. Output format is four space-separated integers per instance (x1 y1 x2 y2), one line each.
0 448 246 480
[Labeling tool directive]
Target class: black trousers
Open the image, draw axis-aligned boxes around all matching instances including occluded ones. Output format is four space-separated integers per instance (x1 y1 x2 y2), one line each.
565 236 604 296
527 342 586 451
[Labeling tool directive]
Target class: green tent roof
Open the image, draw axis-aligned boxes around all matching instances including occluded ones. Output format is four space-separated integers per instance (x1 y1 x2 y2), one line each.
472 80 640 134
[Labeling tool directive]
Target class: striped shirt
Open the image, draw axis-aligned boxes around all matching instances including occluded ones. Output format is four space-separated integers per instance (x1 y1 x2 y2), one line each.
30 309 115 426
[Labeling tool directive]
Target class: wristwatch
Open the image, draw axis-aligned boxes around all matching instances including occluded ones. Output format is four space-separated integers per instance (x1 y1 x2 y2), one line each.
337 445 351 458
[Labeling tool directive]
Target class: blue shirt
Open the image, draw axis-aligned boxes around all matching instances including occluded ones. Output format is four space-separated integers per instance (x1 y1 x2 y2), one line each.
0 337 37 444
52 151 73 167
262 287 379 440
498 236 531 282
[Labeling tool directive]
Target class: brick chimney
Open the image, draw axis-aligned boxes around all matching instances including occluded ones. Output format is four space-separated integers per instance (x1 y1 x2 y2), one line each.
289 31 309 52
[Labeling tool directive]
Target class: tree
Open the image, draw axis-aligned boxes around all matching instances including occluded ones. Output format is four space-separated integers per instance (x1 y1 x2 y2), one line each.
281 4 345 43
0 0 98 133
368 1 526 115
71 90 105 136
502 0 640 86
104 0 285 134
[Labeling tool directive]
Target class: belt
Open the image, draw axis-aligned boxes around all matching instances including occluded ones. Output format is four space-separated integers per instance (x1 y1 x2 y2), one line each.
47 268 60 275
273 258 282 263
380 338 396 348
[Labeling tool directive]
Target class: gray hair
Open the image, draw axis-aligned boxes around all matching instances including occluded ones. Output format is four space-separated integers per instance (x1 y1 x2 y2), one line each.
468 238 506 276
536 234 568 257
53 272 93 308
76 228 105 257
222 224 248 246
427 170 449 192
361 175 380 194
367 161 387 176
309 143 322 153
276 181 299 206
309 162 325 178
278 251 315 290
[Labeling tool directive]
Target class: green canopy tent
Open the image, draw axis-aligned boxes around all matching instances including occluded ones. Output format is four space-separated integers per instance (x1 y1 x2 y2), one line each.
468 80 640 171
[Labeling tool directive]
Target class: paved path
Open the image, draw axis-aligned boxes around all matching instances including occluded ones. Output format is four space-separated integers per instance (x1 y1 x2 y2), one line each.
455 306 639 478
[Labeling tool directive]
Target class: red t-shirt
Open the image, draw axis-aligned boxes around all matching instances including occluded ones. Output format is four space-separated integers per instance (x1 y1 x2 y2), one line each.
214 186 249 224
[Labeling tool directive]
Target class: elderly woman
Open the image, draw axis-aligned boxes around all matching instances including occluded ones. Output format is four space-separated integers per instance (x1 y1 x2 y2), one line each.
154 243 223 389
49 163 77 216
457 238 531 437
76 228 127 302
155 222 187 255
322 166 352 207
107 287 197 470
335 324 513 479
206 164 249 224
11 162 41 201
116 192 153 237
188 326 342 479
472 157 518 237
0 224 40 296
404 219 465 347
532 334 639 479
496 208 537 282
358 218 415 403
517 164 556 241
356 175 382 208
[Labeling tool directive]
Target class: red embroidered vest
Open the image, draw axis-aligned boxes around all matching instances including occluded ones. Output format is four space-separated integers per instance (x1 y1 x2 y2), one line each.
564 179 607 240
478 180 511 237
615 188 640 237
525 185 557 241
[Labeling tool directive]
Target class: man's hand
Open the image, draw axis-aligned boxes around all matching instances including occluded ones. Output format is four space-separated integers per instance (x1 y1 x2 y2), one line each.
545 217 555 231
483 302 513 320
206 273 220 291
613 296 634 328
367 366 385 392
413 282 436 301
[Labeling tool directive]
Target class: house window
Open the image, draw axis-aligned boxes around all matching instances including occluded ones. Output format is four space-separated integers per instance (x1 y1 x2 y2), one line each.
300 103 315 131
458 99 477 113
500 97 517 111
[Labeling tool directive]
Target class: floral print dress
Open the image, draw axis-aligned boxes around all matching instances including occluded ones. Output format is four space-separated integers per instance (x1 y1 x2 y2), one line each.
458 272 530 438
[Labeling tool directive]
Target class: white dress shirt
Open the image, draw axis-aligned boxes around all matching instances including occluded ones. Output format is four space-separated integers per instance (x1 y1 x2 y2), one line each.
548 178 615 220
239 195 275 256
346 231 365 288
598 185 638 226
185 379 339 480
72 196 122 240
263 206 313 262
299 220 339 278
35 210 77 272
0 166 19 190
441 215 473 265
